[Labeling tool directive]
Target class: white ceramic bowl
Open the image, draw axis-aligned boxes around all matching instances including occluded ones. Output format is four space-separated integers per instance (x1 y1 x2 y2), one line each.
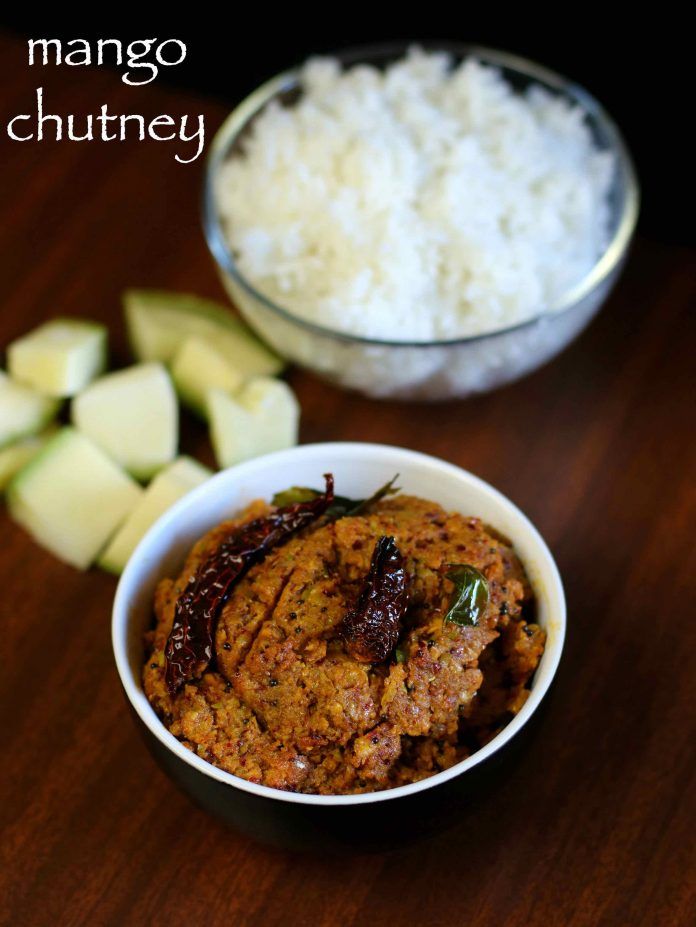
112 443 565 842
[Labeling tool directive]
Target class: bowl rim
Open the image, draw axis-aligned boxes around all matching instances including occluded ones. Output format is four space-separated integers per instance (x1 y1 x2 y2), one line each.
202 41 640 349
112 442 566 807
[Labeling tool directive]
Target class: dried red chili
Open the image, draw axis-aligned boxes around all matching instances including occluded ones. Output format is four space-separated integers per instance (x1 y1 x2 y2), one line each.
341 535 409 663
164 474 335 696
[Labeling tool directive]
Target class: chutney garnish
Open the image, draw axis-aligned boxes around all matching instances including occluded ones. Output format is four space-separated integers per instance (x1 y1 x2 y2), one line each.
443 564 489 627
164 474 335 696
270 486 319 507
272 475 399 520
341 535 409 663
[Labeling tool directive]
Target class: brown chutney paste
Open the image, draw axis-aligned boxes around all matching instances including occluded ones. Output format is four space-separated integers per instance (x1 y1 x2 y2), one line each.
143 489 545 795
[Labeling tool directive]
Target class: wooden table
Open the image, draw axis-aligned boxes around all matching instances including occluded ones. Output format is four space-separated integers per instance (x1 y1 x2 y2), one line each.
1 32 694 927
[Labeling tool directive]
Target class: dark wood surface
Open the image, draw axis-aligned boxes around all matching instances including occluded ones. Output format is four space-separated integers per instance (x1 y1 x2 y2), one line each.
1 32 694 927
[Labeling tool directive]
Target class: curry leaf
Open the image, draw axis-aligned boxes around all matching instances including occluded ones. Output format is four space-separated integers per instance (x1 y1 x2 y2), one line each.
332 475 400 518
271 486 321 507
443 564 489 627
272 475 400 520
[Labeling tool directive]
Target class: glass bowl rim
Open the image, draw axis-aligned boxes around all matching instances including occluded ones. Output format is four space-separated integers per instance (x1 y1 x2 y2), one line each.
202 41 640 349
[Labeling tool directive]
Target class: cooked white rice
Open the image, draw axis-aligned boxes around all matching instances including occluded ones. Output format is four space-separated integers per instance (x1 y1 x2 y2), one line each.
216 48 614 341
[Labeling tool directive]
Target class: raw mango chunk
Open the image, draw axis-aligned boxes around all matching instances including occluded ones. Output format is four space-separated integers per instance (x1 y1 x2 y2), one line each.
171 336 244 418
0 370 60 449
208 377 299 469
8 318 107 397
72 362 178 480
7 427 142 569
0 427 57 492
124 289 283 377
98 456 212 574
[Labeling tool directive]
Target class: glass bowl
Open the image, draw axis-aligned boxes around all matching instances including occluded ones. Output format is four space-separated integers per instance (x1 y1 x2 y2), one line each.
202 43 639 401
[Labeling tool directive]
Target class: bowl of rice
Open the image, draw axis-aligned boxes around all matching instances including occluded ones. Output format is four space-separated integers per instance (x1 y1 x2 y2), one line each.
203 43 639 400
